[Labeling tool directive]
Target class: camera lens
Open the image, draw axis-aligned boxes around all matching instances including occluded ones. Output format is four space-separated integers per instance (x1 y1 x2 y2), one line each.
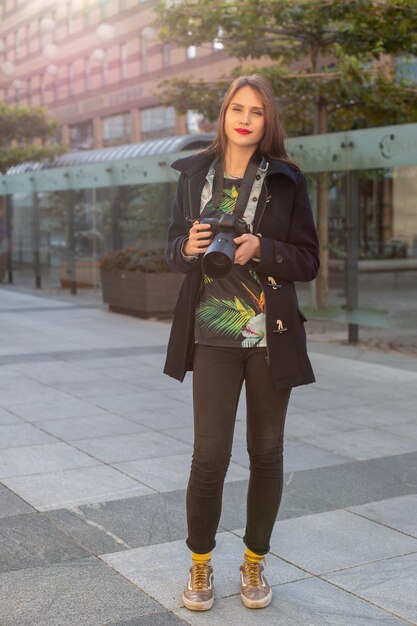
209 252 230 267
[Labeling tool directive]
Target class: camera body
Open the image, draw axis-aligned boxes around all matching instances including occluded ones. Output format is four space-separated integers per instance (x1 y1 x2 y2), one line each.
200 213 251 279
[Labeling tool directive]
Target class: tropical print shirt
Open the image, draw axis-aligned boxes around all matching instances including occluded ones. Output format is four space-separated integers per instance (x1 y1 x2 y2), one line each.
194 174 267 348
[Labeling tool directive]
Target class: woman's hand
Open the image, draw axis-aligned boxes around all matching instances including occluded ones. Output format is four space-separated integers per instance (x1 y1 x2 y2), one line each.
233 233 261 265
183 221 212 256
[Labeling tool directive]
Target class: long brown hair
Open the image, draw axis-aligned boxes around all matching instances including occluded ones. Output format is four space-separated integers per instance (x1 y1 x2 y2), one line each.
202 74 300 171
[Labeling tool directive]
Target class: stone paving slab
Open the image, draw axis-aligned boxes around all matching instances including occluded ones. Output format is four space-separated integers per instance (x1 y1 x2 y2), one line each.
123 405 194 431
73 431 192 464
379 419 417 440
0 512 89 573
0 557 162 626
299 425 417 461
284 410 360 439
2 464 155 511
114 452 248 493
0 408 23 426
107 613 190 626
173 576 408 625
6 360 109 384
51 379 147 399
322 552 417 624
231 439 354 472
347 494 417 538
86 390 189 415
214 478 332 531
280 452 417 513
0 441 98 478
247 508 417 574
45 491 188 553
308 352 417 385
0 422 57 448
5 397 112 422
321 402 417 428
0 484 35 518
1 287 417 625
37 413 150 441
101 532 310 611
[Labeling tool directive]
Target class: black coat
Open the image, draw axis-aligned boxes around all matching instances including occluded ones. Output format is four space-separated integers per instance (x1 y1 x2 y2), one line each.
163 151 320 390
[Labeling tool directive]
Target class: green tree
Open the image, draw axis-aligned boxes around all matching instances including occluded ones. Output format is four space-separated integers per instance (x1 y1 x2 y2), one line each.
154 0 417 308
0 104 65 174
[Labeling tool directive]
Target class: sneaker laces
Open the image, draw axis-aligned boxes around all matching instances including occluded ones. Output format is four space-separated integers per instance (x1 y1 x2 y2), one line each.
192 563 210 590
243 561 262 587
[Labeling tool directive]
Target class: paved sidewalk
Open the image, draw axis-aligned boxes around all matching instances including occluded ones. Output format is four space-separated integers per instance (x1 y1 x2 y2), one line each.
0 285 416 626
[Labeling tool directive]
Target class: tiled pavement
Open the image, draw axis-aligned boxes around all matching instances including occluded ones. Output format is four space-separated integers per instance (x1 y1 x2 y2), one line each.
0 286 417 625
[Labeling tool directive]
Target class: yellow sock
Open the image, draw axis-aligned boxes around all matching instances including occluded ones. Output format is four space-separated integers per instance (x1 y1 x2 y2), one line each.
191 551 212 564
244 547 264 563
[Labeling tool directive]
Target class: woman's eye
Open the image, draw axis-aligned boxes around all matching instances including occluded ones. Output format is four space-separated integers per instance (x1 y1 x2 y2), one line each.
231 108 262 115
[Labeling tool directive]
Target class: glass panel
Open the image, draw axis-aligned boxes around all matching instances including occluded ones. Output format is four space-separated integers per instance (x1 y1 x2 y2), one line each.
6 181 177 290
296 166 417 345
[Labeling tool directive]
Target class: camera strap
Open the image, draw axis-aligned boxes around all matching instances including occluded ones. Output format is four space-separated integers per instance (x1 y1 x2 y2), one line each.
211 150 262 218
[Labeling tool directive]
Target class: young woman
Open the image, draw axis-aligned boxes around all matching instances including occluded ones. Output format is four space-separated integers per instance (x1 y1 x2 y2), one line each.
164 74 319 611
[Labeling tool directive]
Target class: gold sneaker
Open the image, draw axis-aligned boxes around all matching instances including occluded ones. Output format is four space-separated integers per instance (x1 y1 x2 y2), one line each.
182 562 214 611
240 558 272 609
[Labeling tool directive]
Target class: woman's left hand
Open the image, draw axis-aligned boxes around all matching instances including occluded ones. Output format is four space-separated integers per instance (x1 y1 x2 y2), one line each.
233 233 261 265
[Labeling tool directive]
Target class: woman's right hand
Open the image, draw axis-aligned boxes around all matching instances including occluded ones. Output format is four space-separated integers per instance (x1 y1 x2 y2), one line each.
183 221 212 256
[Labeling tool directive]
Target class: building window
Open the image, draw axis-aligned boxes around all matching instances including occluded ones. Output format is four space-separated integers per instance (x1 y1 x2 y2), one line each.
141 106 176 140
69 120 94 149
395 54 417 83
162 43 170 68
100 0 110 19
213 26 224 51
120 43 127 79
102 58 108 85
67 1 74 34
140 36 148 74
187 45 196 59
85 57 91 90
68 63 74 96
102 112 132 146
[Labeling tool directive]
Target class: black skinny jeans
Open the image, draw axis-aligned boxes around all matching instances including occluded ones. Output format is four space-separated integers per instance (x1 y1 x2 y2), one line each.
186 344 291 556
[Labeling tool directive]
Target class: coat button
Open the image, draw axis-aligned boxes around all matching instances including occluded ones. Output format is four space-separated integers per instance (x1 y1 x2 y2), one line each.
255 174 261 180
252 196 258 202
276 254 284 263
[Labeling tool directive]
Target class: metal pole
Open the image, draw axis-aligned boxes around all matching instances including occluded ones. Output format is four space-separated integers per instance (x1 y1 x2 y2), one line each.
6 195 13 284
345 170 359 344
67 190 77 295
92 186 97 288
32 192 41 289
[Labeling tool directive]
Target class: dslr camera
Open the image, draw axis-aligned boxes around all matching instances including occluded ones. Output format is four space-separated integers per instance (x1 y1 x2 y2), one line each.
200 213 250 279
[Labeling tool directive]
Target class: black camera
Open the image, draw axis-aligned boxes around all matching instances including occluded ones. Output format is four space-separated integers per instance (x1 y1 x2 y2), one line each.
200 213 250 279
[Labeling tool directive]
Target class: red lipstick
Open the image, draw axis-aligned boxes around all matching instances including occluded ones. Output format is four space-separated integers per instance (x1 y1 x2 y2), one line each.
235 128 252 135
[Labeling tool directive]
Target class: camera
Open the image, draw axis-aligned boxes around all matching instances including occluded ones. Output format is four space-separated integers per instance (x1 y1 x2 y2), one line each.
200 213 251 279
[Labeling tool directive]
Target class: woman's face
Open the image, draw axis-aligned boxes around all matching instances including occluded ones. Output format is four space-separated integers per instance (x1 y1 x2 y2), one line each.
224 85 265 152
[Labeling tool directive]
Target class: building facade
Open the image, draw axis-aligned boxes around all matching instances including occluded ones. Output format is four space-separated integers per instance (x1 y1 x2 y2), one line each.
0 0 273 149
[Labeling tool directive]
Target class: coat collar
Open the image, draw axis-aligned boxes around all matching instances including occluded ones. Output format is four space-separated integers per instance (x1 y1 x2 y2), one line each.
171 151 298 183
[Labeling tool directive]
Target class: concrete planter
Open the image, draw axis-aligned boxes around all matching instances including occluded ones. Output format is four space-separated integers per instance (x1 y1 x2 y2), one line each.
60 260 100 288
100 269 183 319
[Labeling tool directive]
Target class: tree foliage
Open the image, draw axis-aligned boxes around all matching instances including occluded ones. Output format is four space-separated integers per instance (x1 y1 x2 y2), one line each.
0 104 65 174
155 0 417 309
154 0 417 135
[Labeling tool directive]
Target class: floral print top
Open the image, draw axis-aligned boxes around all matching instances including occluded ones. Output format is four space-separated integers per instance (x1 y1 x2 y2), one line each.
194 174 266 348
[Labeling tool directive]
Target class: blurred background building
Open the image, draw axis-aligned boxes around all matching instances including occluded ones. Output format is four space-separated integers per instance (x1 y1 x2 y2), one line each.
0 0 274 148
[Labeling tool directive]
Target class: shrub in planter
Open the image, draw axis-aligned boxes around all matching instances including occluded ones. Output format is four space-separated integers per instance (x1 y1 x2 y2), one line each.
99 247 184 318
